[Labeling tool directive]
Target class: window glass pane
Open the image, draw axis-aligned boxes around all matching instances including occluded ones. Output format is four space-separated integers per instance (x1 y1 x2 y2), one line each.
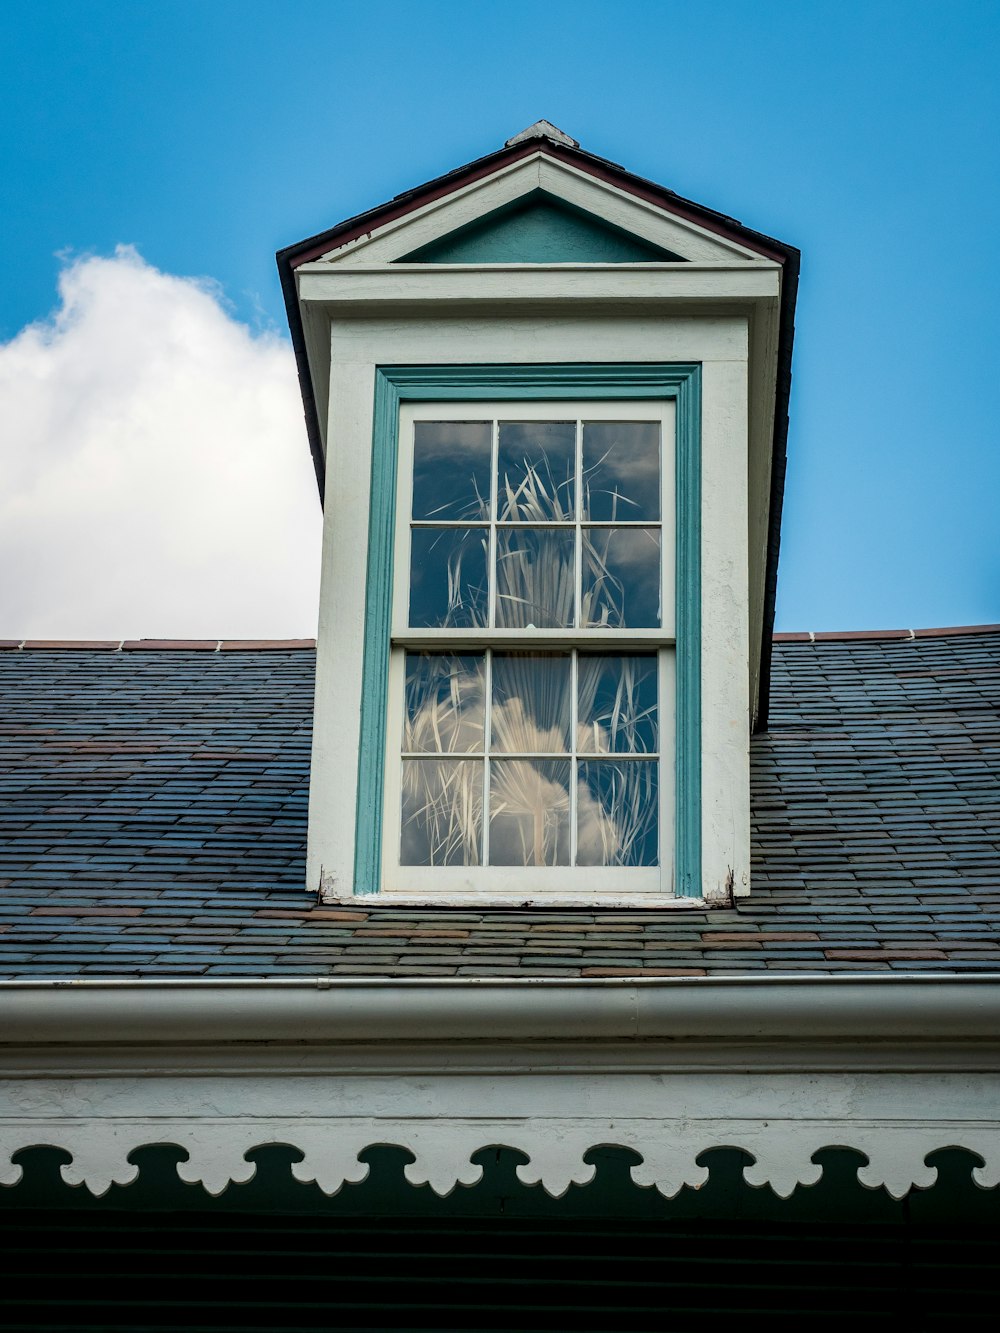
578 654 658 754
401 759 483 866
582 527 660 628
577 760 658 867
489 759 570 866
496 528 575 628
409 527 488 628
412 422 492 521
582 422 660 522
404 653 485 753
491 652 571 754
497 422 576 522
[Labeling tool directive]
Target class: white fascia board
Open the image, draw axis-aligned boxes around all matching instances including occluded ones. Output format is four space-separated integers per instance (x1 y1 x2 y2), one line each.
323 156 545 265
317 152 764 268
296 263 781 308
3 976 1000 1048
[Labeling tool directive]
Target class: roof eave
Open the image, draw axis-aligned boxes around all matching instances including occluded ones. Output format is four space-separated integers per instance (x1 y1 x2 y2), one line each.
5 974 1000 1046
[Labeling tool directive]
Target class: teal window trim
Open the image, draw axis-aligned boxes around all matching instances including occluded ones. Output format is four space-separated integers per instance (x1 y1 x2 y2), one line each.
356 363 702 898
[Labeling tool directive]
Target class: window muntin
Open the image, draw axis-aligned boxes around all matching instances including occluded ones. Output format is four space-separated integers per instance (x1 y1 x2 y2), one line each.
385 401 675 897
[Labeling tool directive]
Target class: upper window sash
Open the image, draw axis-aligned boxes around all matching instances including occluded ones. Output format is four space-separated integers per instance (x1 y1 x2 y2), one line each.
392 401 676 642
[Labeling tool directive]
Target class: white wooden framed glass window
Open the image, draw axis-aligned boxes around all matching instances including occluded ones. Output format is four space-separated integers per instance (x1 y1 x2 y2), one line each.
382 401 676 898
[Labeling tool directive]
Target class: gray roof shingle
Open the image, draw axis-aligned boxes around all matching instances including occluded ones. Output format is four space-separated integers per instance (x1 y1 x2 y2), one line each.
0 631 997 978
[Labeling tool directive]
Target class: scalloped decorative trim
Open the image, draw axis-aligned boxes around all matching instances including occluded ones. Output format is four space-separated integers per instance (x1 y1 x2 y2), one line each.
3 1119 998 1202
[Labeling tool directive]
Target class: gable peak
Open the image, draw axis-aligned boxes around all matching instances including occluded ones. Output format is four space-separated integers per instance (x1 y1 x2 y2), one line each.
505 120 579 149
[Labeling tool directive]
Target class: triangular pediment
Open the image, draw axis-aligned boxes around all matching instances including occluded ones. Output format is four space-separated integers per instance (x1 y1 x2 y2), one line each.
398 192 684 264
312 151 772 268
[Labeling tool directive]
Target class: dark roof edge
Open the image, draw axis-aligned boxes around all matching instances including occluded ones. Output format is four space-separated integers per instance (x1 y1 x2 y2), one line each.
276 139 793 274
275 139 544 501
554 140 800 719
275 134 800 728
753 253 798 732
277 249 325 497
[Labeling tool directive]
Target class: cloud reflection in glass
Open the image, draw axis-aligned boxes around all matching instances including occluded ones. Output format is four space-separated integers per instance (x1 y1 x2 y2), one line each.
582 422 660 522
400 651 657 868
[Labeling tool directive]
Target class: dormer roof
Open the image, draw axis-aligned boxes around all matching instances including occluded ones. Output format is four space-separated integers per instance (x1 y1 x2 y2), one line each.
278 122 797 283
276 126 799 723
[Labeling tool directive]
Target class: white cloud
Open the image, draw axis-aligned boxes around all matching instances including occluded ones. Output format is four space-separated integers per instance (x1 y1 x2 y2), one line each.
0 247 322 639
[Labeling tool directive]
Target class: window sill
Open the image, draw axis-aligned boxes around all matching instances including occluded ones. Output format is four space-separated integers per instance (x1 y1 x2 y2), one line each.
322 892 710 910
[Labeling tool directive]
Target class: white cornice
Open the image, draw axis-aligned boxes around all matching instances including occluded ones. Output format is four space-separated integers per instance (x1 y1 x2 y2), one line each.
295 264 780 313
3 977 999 1201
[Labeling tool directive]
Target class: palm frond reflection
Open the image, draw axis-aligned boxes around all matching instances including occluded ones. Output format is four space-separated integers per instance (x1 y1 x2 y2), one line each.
578 760 658 867
401 758 483 867
404 653 485 754
578 654 658 754
490 758 571 866
492 653 571 754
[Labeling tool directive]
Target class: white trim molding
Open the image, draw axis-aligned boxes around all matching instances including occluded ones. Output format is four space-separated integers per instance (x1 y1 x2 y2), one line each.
313 153 771 268
3 978 1000 1202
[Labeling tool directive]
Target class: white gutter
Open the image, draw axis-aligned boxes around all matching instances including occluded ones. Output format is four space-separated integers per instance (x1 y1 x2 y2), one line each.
3 975 999 1045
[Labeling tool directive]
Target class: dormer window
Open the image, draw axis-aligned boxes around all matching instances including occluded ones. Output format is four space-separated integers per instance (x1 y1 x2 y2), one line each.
382 402 674 896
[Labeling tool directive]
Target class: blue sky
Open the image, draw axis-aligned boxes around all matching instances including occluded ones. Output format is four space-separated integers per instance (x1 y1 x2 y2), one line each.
2 0 998 634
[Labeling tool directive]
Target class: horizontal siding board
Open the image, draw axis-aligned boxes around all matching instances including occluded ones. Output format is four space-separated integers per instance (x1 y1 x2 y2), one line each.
3 1210 999 1328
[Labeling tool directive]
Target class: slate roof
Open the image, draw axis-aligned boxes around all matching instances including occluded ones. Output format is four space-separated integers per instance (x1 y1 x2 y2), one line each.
0 629 997 979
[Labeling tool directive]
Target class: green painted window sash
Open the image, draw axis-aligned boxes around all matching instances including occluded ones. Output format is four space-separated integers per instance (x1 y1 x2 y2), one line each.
356 364 702 897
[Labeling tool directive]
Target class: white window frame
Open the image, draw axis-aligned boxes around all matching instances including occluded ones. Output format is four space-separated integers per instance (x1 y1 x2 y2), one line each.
381 400 676 899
